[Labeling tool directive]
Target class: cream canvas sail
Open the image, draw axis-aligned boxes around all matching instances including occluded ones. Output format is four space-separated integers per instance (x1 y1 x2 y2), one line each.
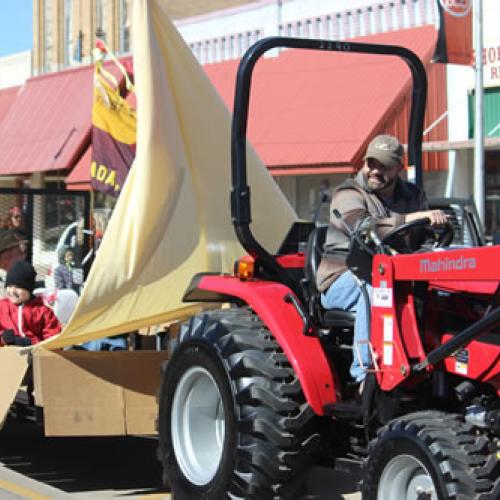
42 0 297 349
0 348 29 428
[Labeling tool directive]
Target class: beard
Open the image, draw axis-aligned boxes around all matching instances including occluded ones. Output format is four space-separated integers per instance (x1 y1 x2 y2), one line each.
366 172 398 193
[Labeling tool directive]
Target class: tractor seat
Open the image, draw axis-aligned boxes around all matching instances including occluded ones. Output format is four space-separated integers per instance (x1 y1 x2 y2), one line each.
303 226 355 329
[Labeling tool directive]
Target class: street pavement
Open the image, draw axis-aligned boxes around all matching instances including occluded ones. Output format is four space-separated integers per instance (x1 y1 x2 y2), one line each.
0 418 361 499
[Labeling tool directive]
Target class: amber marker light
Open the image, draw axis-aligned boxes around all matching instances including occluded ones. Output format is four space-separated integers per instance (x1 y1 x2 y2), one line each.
235 256 255 280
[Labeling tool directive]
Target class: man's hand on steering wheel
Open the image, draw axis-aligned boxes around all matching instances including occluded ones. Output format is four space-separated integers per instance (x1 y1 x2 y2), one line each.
404 209 449 227
380 210 454 253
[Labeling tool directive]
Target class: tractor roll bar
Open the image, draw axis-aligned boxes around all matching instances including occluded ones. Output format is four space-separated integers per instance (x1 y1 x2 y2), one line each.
231 36 427 286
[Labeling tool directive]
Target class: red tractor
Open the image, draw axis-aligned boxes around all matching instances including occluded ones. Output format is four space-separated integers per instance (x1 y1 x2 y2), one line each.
157 37 500 499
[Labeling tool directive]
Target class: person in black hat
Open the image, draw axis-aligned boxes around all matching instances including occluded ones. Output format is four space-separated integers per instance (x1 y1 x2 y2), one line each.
0 229 27 272
0 261 61 347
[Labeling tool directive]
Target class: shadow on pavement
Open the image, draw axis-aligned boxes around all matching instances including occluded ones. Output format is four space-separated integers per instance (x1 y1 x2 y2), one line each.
0 418 167 496
1 418 361 499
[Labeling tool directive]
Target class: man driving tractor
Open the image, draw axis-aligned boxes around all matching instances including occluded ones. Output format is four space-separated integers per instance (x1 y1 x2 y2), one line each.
316 134 449 388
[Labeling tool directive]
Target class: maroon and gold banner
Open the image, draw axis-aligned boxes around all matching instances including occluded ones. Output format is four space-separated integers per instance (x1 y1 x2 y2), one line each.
91 66 136 196
434 0 473 66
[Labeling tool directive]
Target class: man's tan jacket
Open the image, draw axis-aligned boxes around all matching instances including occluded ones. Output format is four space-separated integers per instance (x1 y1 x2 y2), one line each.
316 171 428 293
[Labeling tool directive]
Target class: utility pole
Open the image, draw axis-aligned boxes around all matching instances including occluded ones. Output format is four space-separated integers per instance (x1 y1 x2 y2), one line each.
473 0 485 226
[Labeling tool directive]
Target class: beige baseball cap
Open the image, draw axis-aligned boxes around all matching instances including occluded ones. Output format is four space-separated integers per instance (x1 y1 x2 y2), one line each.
364 134 404 169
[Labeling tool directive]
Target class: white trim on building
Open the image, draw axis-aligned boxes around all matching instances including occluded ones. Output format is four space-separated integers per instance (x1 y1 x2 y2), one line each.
0 51 31 89
176 0 439 65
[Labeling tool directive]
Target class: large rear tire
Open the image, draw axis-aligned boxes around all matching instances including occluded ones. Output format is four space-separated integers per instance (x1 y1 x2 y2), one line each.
362 411 496 500
157 308 320 499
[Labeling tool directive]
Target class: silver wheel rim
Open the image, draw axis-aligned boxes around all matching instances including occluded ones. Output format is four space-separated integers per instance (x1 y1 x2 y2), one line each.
378 454 437 500
171 366 225 485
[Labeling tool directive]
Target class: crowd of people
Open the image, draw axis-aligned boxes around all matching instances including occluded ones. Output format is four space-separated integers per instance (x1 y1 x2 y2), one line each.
0 206 126 350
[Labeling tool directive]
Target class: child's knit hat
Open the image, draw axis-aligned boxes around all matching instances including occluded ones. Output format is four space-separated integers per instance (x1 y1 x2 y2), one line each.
6 261 36 293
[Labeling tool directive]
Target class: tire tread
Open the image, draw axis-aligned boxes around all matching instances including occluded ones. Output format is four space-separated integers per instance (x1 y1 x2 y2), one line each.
158 307 319 499
362 410 497 500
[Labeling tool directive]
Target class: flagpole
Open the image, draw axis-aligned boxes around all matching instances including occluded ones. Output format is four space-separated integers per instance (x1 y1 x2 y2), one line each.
473 0 485 227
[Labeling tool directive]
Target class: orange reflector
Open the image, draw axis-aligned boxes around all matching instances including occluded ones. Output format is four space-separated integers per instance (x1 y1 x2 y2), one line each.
235 257 255 280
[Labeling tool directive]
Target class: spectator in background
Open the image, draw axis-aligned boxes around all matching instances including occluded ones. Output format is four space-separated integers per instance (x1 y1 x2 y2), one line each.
7 206 24 230
73 220 86 266
93 211 110 251
0 229 27 271
5 206 29 255
54 247 81 294
0 261 61 346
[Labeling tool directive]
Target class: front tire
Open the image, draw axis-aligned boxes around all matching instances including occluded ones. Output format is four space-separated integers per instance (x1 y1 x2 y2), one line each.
157 308 320 499
362 411 495 500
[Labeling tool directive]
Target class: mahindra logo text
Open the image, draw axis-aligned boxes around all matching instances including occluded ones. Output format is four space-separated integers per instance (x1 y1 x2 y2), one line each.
419 256 476 273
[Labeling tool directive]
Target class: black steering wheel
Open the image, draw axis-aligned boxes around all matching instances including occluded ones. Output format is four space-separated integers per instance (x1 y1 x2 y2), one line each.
381 217 454 252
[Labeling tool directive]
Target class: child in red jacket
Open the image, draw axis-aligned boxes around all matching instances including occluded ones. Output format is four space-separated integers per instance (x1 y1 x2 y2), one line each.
0 261 61 346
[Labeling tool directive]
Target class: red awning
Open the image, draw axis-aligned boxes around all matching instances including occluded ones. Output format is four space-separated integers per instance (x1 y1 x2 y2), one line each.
0 58 133 176
65 145 92 190
0 85 20 125
65 26 442 188
204 25 441 171
0 66 94 175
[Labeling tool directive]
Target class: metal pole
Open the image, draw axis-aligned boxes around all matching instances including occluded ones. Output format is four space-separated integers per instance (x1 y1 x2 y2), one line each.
445 150 456 197
474 0 485 225
276 0 282 35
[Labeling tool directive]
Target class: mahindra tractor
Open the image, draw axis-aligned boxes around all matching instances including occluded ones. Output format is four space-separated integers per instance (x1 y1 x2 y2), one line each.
157 37 500 499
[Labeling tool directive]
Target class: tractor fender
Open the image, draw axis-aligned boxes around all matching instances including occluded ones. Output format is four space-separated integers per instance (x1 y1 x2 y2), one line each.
184 274 337 415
